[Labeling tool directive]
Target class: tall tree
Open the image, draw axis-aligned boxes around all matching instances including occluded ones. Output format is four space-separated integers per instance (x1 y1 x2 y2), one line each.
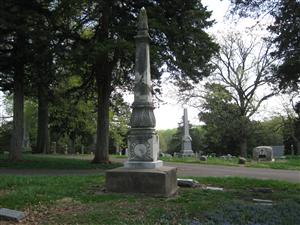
214 33 277 156
270 0 300 91
229 0 300 91
281 99 300 155
181 32 276 156
109 94 130 153
29 0 74 154
198 83 242 155
0 1 35 160
31 20 53 154
0 0 75 158
49 75 96 153
71 0 218 163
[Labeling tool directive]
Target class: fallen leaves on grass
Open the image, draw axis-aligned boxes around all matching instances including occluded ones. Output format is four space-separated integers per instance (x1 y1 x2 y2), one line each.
1 198 88 225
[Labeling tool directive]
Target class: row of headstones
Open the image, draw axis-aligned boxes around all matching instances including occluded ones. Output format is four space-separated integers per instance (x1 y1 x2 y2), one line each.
159 145 285 162
49 142 95 155
37 142 284 159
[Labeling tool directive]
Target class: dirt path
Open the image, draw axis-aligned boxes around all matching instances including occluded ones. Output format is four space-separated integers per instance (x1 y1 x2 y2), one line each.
0 158 299 183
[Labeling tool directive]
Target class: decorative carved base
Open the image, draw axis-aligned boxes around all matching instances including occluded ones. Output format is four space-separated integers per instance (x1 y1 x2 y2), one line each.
130 104 156 128
127 128 159 162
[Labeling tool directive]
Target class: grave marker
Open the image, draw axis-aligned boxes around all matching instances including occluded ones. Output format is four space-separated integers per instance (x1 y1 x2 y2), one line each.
106 8 177 197
180 108 194 156
0 208 25 222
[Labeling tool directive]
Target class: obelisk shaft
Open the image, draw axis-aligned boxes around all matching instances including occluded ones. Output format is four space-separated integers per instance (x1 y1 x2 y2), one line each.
181 108 193 155
133 8 152 105
183 108 189 137
130 7 155 128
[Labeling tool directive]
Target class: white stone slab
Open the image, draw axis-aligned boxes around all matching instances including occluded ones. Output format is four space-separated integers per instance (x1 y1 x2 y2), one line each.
205 186 224 191
253 199 273 206
124 160 163 169
0 208 25 221
253 198 273 203
177 178 199 187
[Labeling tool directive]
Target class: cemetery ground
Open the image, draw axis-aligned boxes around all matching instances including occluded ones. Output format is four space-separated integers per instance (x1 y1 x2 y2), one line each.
0 175 299 225
0 154 299 224
116 154 300 171
1 154 300 171
162 155 300 171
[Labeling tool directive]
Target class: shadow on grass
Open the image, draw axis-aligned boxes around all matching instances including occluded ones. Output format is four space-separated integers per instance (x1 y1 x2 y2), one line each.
0 154 122 170
0 175 299 224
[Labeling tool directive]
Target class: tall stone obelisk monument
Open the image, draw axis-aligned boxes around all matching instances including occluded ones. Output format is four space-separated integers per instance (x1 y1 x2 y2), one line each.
106 8 177 197
124 7 162 169
181 108 194 156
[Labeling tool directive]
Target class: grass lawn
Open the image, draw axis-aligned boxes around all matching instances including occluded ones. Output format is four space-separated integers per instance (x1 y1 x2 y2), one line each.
111 154 127 159
160 156 240 167
246 156 300 170
1 153 299 171
160 155 300 170
0 175 299 225
0 154 122 170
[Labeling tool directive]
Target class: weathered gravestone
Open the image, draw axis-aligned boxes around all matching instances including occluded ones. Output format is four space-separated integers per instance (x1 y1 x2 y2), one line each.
238 157 247 164
174 108 194 157
106 8 177 197
253 146 274 161
51 141 56 154
180 108 194 156
272 145 284 158
200 155 208 161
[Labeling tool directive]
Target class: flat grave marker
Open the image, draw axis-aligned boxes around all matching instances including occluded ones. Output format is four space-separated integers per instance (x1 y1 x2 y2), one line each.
0 208 25 222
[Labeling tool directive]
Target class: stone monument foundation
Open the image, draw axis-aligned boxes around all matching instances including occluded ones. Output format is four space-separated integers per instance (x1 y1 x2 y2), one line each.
106 167 177 197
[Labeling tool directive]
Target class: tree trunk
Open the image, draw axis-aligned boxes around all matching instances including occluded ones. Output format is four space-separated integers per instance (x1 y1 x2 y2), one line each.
239 116 248 157
70 137 75 154
296 140 300 155
240 139 248 157
10 59 24 161
93 68 112 163
92 3 113 163
35 85 49 154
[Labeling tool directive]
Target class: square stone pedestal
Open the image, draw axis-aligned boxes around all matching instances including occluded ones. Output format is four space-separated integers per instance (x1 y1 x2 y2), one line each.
106 166 177 197
181 150 194 157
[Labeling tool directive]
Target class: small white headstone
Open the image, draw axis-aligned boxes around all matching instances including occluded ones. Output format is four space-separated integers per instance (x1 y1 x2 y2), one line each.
205 186 224 191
